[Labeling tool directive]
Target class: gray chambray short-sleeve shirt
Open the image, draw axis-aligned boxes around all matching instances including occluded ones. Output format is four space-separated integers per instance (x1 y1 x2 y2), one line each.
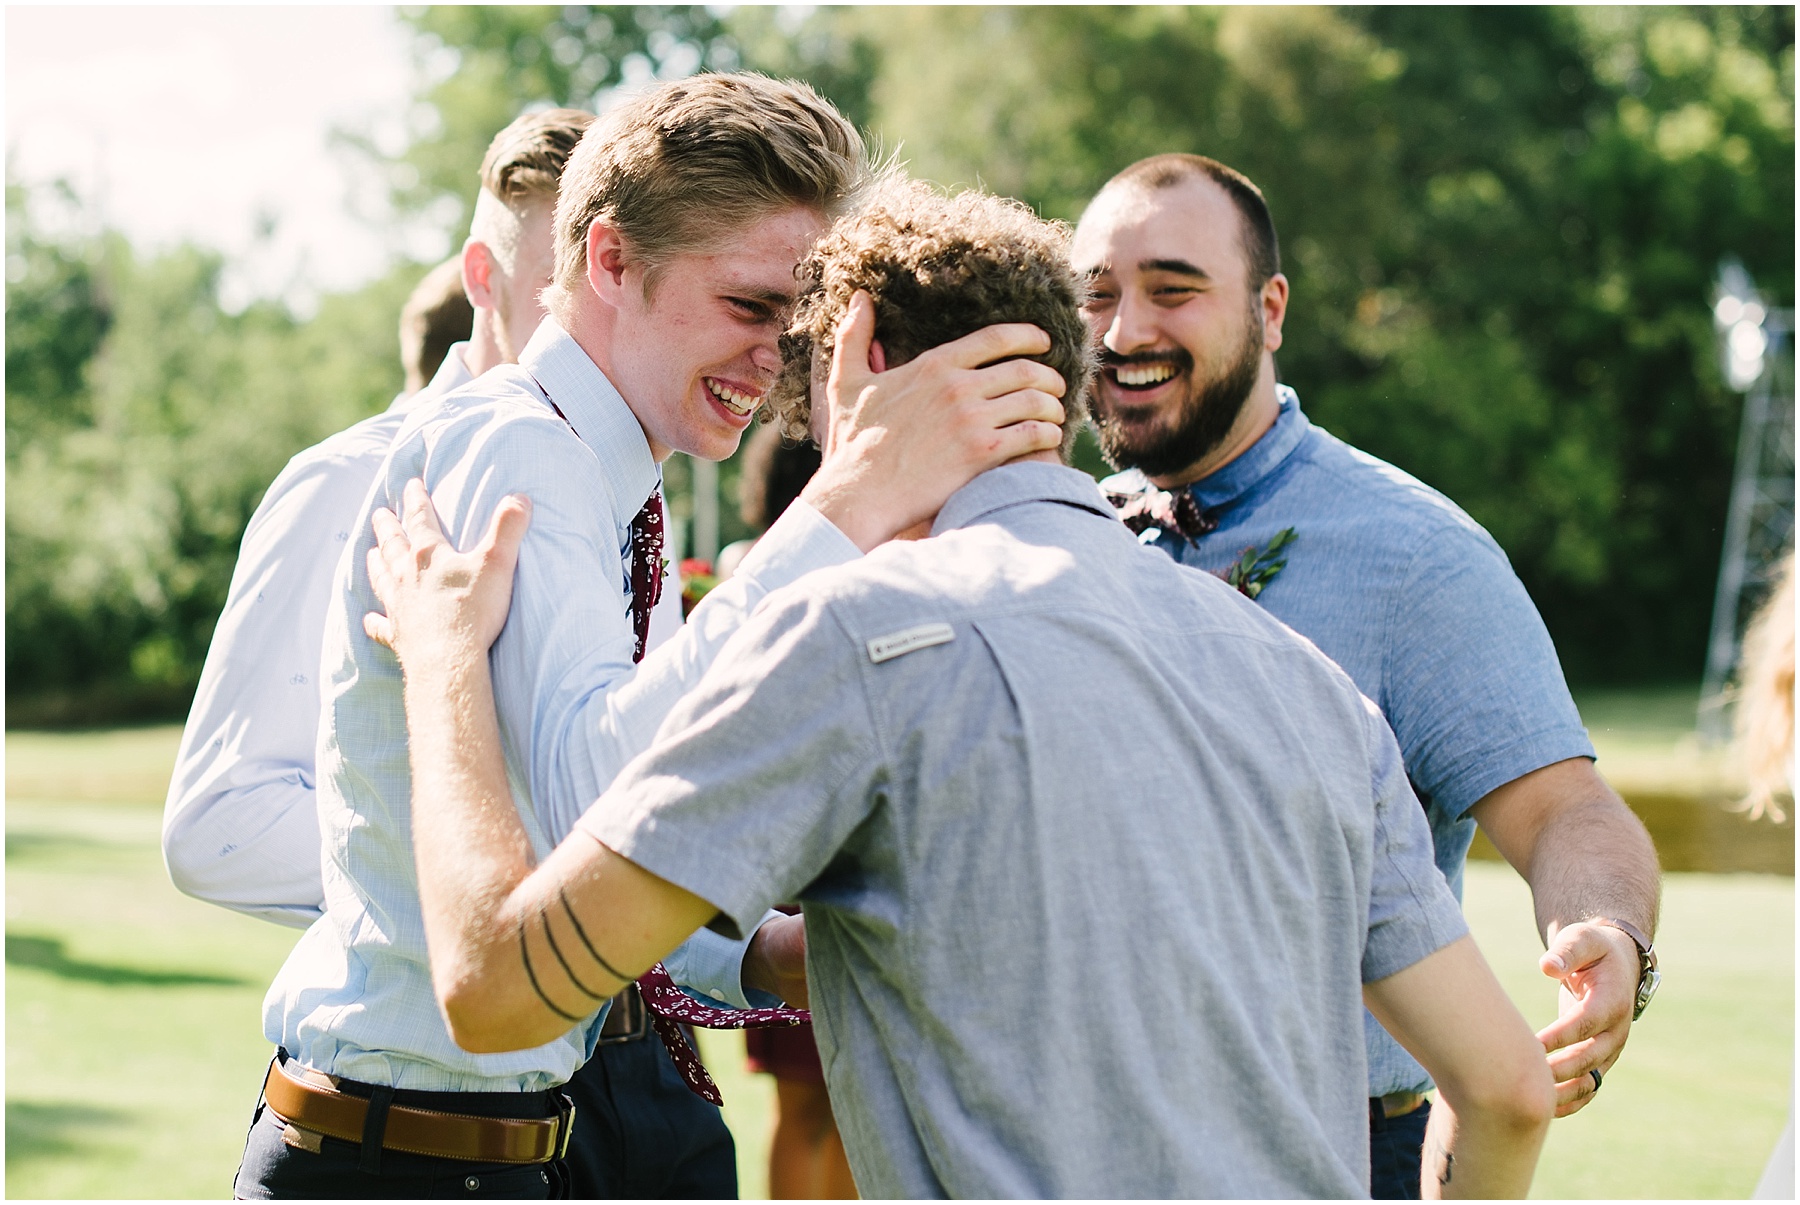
581 462 1466 1199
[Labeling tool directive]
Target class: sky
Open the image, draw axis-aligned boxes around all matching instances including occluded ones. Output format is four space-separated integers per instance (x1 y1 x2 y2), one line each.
6 5 440 312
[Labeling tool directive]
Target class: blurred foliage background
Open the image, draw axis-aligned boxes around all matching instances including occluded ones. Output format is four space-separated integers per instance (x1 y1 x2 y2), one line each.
7 5 1794 724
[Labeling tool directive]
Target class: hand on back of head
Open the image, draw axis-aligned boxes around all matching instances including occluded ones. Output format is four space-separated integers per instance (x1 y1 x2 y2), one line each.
778 178 1095 551
798 291 1067 551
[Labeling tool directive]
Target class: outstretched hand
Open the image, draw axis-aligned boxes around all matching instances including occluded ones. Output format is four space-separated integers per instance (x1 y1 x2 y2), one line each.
800 290 1068 551
363 478 533 668
1535 920 1638 1117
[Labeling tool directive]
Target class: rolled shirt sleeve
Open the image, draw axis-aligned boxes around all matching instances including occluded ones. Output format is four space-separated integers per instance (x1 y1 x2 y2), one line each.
162 431 384 926
578 589 884 941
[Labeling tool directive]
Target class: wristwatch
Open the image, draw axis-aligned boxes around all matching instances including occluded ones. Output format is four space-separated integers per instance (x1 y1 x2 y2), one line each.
1594 917 1660 1020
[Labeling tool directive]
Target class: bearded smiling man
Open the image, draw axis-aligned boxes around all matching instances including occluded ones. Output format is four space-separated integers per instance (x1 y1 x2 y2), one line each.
1075 154 1664 1199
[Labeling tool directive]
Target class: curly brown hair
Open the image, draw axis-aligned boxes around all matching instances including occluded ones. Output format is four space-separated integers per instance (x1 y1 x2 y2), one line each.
768 178 1093 459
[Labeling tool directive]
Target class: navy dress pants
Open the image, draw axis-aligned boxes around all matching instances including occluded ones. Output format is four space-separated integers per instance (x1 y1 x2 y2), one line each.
235 1041 735 1200
1368 1098 1432 1199
561 1035 737 1199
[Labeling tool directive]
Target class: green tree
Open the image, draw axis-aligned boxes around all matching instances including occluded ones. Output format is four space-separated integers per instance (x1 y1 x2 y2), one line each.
380 5 1795 681
366 6 739 237
780 5 1794 681
5 180 423 722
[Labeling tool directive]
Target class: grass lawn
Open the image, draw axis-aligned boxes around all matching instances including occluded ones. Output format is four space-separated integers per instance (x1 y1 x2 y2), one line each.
6 722 1792 1198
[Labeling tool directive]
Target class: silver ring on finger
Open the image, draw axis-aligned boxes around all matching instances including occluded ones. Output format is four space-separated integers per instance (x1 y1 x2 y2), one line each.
1589 1068 1603 1093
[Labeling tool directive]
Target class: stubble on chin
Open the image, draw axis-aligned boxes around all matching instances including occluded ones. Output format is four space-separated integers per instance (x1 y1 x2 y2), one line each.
1093 307 1263 480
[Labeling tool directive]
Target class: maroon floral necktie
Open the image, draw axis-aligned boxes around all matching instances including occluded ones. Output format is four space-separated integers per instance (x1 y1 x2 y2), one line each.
627 493 665 663
625 490 813 1105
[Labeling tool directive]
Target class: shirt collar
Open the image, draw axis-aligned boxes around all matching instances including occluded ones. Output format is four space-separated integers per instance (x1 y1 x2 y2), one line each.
932 461 1117 536
520 318 661 517
1184 384 1311 512
389 342 475 415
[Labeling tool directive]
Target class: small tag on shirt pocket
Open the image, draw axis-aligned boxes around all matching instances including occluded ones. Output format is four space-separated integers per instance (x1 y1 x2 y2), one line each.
867 622 956 664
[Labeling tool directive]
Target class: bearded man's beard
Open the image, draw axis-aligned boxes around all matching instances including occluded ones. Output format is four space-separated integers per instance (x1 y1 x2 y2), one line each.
1093 303 1264 480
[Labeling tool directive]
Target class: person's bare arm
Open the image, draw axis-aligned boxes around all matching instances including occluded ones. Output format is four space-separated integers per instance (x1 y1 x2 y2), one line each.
1469 759 1661 1115
1364 935 1555 1198
366 482 725 1052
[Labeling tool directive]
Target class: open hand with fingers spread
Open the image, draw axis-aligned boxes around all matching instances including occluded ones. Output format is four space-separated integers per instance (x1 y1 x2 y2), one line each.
363 478 534 670
800 290 1068 551
1535 920 1640 1117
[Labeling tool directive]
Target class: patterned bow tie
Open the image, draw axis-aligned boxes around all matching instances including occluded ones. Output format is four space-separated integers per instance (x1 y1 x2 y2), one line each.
1105 485 1217 545
624 491 812 1105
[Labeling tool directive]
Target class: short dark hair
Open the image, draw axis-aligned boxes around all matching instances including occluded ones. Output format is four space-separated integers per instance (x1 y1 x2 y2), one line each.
1105 154 1280 290
398 256 474 394
769 177 1093 459
479 107 595 206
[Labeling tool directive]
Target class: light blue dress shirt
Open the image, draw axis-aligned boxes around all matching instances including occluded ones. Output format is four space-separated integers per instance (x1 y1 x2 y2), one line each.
1105 386 1595 1097
164 339 679 924
265 320 860 1090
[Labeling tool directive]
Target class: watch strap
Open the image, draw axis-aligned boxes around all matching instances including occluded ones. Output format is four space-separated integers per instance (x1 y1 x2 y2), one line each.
1592 916 1660 1021
1593 916 1656 971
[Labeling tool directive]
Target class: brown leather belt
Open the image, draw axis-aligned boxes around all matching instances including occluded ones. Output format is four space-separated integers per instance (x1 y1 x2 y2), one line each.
597 983 650 1044
260 1058 573 1165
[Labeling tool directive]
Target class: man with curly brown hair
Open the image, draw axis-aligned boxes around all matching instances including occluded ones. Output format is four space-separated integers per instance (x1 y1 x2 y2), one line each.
359 179 1555 1198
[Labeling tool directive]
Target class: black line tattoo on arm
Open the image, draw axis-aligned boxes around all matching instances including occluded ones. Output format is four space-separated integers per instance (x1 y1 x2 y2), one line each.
539 909 612 1002
559 888 634 983
520 916 587 1022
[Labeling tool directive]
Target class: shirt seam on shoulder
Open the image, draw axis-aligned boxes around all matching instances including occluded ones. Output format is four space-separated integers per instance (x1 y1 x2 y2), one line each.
1301 431 1471 524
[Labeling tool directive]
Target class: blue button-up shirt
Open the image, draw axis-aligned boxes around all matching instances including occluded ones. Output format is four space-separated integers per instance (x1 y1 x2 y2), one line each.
265 320 861 1090
1105 387 1594 1097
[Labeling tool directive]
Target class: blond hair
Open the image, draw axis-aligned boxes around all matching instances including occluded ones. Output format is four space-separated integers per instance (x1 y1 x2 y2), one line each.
543 73 865 321
479 107 595 205
470 108 594 278
1737 553 1796 822
768 177 1093 457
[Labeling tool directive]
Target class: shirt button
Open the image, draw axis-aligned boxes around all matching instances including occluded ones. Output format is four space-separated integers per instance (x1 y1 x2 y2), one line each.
464 1175 480 1191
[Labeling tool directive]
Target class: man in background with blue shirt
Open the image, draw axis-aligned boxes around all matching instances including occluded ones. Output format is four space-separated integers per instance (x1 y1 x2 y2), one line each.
1075 153 1663 1197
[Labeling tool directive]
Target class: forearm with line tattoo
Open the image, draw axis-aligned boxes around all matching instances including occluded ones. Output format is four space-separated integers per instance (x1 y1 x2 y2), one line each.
402 651 640 1045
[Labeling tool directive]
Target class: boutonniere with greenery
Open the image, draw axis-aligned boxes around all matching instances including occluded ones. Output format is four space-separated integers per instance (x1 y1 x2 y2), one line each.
1219 527 1296 600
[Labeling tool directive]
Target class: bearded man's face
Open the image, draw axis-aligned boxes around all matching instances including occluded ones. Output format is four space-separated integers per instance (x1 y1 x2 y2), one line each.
1072 175 1278 484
